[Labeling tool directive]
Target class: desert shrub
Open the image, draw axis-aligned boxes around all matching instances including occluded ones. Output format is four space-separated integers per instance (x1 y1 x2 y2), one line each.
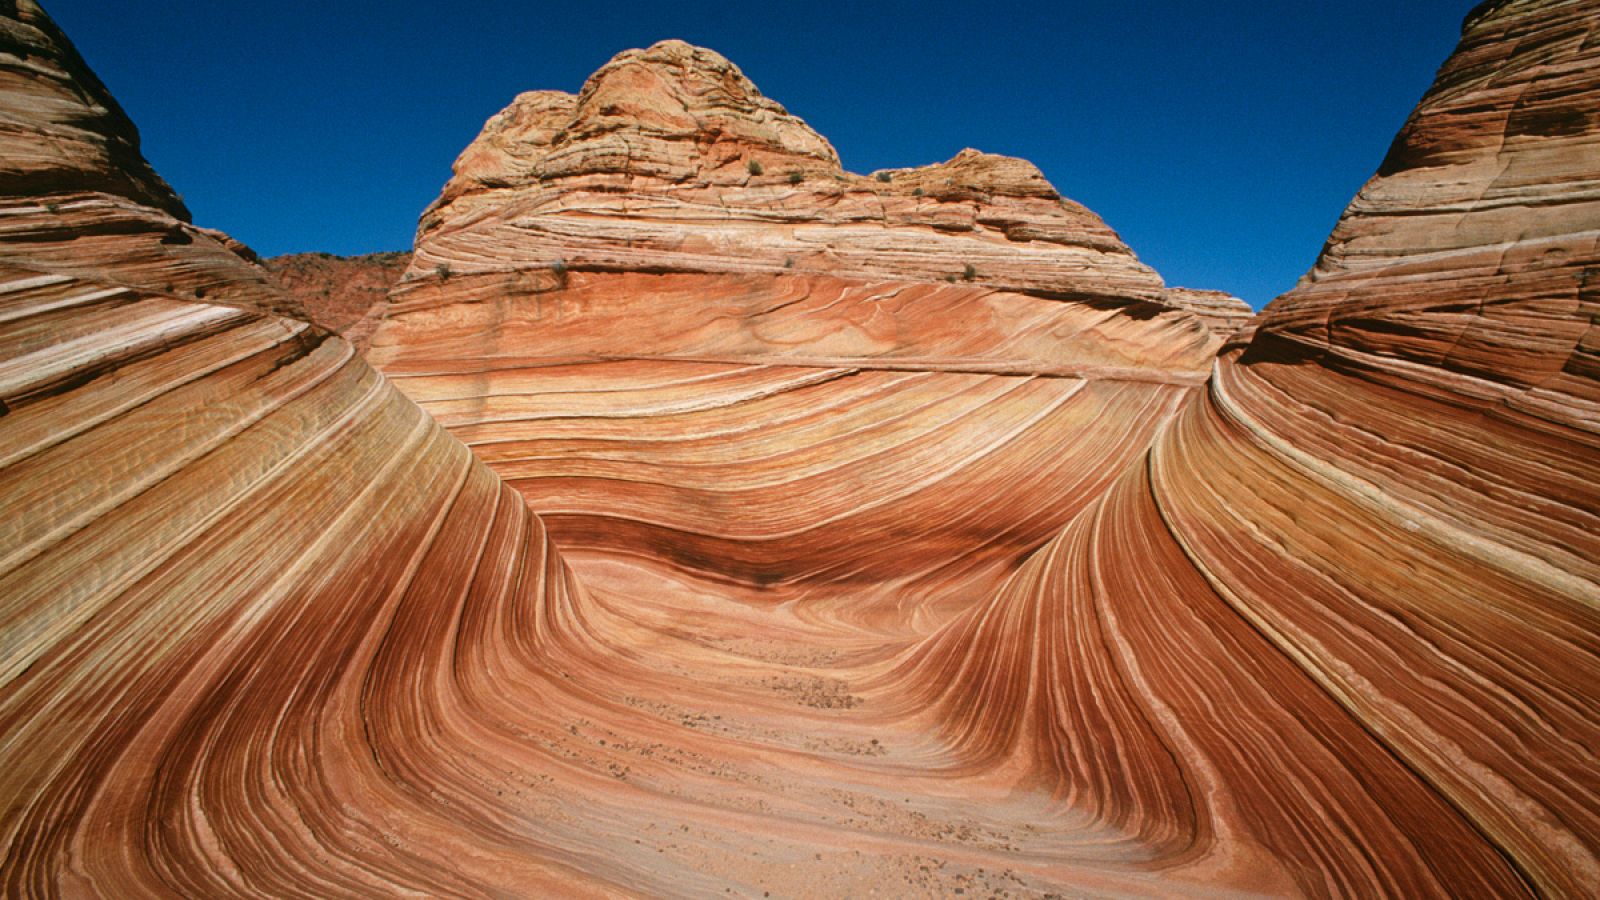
962 264 977 282
435 263 452 281
747 159 764 176
876 171 892 183
788 171 803 185
912 187 924 197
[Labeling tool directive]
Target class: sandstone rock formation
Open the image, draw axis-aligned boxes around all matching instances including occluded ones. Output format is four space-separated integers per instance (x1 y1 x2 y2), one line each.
2 0 1597 897
0 4 296 325
409 39 1183 310
885 2 1600 893
372 41 1233 624
1162 286 1253 340
0 5 593 895
263 250 410 352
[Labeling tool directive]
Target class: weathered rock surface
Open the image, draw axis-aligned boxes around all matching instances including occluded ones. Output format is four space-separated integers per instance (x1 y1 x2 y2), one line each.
1162 286 1254 339
0 6 598 896
410 39 1182 310
2 1 1597 897
373 41 1232 620
264 250 410 351
1258 0 1600 408
0 1 182 218
0 4 299 325
889 2 1600 896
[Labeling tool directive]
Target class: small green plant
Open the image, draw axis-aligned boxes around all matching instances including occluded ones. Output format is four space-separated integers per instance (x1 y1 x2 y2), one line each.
747 159 764 176
962 264 977 282
788 171 803 185
876 171 892 183
552 258 569 287
435 263 452 281
44 202 59 213
944 274 957 283
912 187 924 197
783 257 795 269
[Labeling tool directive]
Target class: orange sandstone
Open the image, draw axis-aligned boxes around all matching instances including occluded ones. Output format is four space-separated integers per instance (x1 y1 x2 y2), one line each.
2 2 1597 897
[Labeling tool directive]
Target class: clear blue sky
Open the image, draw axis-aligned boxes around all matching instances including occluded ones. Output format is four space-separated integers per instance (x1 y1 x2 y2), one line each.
46 2 1474 308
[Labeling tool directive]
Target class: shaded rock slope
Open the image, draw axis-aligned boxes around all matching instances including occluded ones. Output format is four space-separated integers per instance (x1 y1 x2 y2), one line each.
1 1 1596 897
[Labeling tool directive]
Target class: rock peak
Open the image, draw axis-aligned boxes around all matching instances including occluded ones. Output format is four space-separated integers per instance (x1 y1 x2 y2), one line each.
419 41 1181 310
0 0 187 218
582 39 762 103
561 37 840 169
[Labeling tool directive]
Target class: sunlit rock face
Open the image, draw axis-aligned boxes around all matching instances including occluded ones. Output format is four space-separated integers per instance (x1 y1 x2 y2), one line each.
2 1 1597 897
1162 286 1253 340
1144 3 1600 890
1259 0 1600 404
0 4 593 896
408 38 1180 306
373 39 1234 619
887 1 1600 895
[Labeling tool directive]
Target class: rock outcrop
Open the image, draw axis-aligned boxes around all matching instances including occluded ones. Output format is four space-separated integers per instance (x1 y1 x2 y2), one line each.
263 251 410 352
372 41 1230 614
889 2 1600 895
0 4 297 324
1162 286 1253 339
1255 0 1600 412
0 1 183 218
0 6 594 896
408 39 1177 309
2 1 1597 897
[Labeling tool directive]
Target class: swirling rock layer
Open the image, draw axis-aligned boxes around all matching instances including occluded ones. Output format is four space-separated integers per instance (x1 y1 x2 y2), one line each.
3 1 1598 897
886 2 1600 895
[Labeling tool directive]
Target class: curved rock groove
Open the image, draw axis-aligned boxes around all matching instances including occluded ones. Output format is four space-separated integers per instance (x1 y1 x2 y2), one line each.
2 1 1598 896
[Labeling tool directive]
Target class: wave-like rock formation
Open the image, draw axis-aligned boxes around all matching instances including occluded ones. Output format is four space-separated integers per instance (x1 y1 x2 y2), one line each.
0 5 608 896
885 2 1600 894
374 58 1237 649
2 0 1597 896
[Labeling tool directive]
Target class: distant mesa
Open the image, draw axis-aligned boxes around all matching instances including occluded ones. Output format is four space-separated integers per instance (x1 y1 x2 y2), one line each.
264 251 411 352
